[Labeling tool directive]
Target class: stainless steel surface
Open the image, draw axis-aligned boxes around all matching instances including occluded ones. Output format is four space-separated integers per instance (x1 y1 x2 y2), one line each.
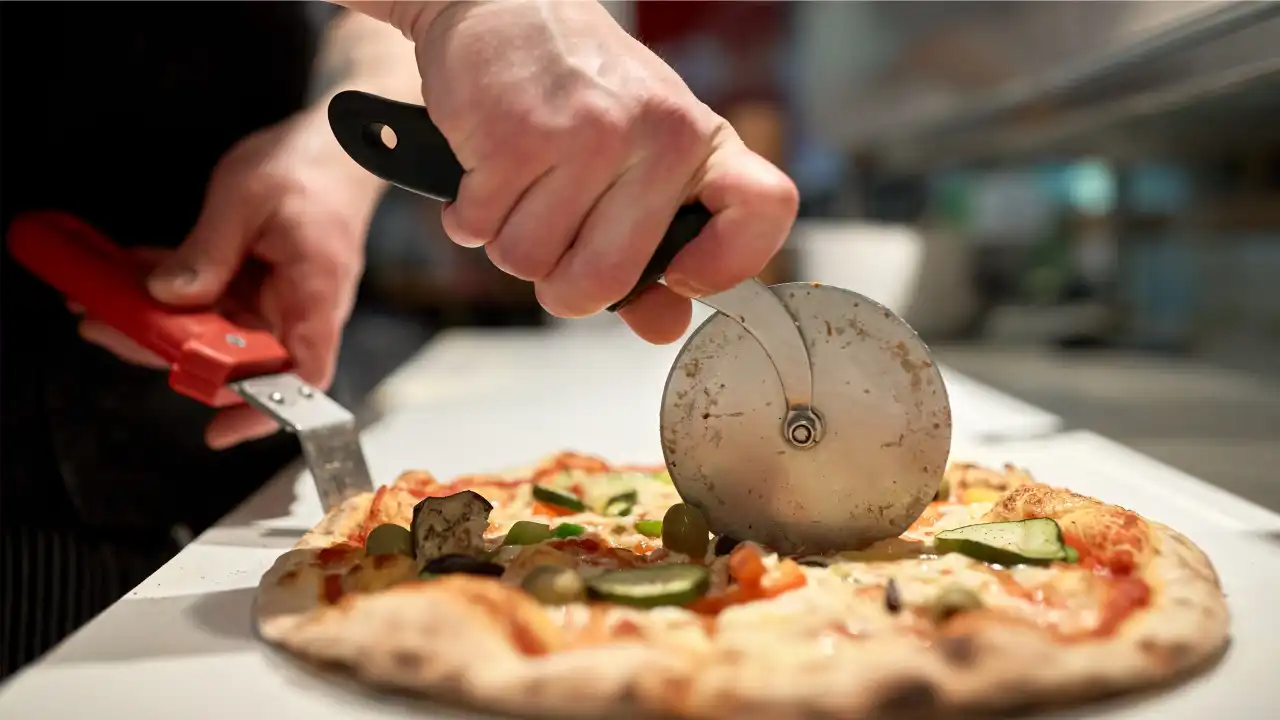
696 279 821 449
233 373 374 511
661 282 952 554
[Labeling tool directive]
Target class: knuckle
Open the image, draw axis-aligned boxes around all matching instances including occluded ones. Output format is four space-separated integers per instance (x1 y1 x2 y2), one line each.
444 202 495 245
762 173 801 218
485 232 556 282
567 95 630 157
641 98 705 154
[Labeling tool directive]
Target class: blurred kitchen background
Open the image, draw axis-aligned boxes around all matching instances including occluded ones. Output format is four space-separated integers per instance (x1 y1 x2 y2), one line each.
332 1 1280 511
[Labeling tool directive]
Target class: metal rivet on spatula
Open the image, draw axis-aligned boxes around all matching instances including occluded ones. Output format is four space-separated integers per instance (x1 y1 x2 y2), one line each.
269 392 285 403
298 386 313 398
225 334 246 347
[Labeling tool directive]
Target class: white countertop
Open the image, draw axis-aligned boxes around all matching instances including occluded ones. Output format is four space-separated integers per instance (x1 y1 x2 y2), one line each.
3 325 1279 719
368 319 1064 443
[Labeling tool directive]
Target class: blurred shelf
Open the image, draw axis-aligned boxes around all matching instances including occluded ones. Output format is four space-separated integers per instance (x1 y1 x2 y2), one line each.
823 1 1280 170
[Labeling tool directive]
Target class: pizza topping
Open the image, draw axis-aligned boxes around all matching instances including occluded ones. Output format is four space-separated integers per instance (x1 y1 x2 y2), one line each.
521 565 588 605
422 553 506 578
531 485 586 513
884 578 903 614
363 524 415 558
586 564 711 608
552 523 587 539
634 519 663 538
687 543 809 614
504 520 553 546
928 586 983 622
714 534 742 556
410 490 494 571
662 503 711 559
601 489 638 517
933 475 951 501
934 518 1070 566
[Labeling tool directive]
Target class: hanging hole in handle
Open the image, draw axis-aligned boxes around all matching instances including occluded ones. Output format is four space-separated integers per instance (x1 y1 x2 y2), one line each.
361 123 398 151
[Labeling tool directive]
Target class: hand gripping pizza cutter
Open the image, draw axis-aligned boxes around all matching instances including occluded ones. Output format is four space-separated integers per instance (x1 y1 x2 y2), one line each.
327 91 953 554
6 212 374 513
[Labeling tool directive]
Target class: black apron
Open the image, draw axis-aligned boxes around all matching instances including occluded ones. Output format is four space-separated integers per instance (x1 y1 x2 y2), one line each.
1 1 335 677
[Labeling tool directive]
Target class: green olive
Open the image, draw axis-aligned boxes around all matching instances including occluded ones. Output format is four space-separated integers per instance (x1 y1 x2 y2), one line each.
934 476 952 502
930 585 983 622
364 523 414 558
520 565 587 605
661 503 710 558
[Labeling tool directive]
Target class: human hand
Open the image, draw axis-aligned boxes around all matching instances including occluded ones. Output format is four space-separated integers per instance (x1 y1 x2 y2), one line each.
78 106 383 449
403 0 799 344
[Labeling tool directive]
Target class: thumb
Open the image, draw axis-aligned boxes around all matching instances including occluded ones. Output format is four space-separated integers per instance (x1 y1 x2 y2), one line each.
148 183 255 307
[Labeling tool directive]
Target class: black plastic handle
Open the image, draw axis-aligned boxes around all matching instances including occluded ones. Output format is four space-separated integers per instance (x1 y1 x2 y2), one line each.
327 90 712 312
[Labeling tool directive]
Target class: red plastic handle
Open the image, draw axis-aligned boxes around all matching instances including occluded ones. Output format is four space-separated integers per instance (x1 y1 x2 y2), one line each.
6 211 293 407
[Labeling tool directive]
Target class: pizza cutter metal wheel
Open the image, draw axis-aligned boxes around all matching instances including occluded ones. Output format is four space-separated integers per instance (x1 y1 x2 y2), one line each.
660 280 953 555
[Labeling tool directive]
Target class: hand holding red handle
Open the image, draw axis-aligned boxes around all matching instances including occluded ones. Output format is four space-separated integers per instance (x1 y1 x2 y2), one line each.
6 211 293 407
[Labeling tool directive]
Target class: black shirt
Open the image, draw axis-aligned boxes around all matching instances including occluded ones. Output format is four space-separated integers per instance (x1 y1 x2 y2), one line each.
1 2 332 532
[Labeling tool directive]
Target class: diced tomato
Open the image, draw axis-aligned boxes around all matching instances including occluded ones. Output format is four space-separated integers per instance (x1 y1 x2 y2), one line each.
322 574 344 604
728 544 767 587
761 559 807 595
316 543 358 567
690 551 807 615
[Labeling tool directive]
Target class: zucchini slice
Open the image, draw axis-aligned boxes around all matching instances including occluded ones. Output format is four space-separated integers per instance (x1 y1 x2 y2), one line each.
587 564 710 608
601 489 638 517
934 518 1069 566
532 485 586 513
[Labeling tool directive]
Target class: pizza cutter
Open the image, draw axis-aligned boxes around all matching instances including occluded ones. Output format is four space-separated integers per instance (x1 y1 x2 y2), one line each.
327 91 953 554
6 211 374 513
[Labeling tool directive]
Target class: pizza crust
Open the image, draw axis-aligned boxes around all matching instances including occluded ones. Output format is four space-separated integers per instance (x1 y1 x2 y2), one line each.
255 462 1230 720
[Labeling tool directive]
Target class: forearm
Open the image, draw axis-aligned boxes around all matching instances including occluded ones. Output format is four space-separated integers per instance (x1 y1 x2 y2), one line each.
328 1 457 46
311 8 425 106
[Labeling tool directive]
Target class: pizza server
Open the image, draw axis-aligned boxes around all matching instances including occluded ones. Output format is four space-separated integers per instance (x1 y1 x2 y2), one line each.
6 211 374 513
328 91 954 555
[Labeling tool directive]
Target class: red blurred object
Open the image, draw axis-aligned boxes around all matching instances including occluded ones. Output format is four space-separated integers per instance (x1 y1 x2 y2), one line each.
6 211 293 407
634 1 786 109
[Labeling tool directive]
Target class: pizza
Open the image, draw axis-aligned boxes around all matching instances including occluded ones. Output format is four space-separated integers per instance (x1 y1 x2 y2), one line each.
255 451 1230 719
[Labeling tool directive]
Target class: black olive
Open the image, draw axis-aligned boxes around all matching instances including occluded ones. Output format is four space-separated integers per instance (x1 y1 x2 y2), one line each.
885 578 902 614
713 535 741 556
423 553 505 577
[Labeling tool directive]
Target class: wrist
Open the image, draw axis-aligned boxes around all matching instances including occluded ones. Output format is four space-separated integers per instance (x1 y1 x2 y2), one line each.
336 1 461 40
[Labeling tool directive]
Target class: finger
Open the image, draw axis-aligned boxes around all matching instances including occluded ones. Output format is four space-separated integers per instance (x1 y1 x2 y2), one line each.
485 164 614 282
148 176 260 307
78 318 170 370
130 246 175 271
206 406 280 451
441 163 550 249
663 142 799 297
263 230 360 392
616 284 692 345
536 158 695 318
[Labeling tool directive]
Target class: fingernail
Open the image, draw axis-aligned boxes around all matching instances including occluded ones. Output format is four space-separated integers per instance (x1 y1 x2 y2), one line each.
664 274 710 299
147 264 198 296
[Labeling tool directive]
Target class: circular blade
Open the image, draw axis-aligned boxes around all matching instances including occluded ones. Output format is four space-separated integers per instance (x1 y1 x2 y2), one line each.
660 282 952 555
